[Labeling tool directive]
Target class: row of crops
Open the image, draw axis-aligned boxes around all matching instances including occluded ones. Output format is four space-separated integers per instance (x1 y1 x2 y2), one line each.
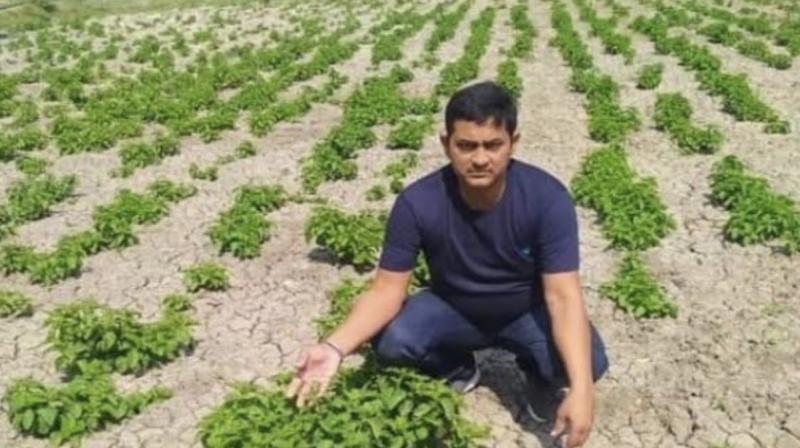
1 0 798 445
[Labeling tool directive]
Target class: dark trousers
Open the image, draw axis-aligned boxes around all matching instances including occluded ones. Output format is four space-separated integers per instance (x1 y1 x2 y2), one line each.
370 289 609 387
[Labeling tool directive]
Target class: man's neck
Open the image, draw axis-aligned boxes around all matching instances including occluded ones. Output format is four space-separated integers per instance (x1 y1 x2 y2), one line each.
458 174 507 211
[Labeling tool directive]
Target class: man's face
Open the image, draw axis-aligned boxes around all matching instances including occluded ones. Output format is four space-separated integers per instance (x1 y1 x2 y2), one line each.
442 119 518 189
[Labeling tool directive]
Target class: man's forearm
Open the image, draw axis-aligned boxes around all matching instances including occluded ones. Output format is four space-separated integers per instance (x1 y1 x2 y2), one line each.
546 294 594 392
326 288 404 356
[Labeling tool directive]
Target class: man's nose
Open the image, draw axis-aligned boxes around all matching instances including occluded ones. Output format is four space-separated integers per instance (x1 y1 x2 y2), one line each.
472 148 490 166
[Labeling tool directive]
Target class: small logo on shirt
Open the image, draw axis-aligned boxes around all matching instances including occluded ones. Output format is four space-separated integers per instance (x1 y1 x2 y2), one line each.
518 245 532 258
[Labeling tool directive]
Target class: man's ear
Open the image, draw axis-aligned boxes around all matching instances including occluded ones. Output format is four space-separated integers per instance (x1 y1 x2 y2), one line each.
511 132 521 145
440 131 450 157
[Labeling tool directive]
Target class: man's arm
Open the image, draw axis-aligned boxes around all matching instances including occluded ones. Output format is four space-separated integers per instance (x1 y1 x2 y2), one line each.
326 268 413 356
543 270 593 392
543 270 595 447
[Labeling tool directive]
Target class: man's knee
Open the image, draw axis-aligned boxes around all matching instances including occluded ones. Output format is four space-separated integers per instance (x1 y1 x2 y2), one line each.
371 319 428 365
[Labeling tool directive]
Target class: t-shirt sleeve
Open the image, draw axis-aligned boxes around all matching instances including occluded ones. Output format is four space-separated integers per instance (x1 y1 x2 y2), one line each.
535 187 580 273
378 194 421 271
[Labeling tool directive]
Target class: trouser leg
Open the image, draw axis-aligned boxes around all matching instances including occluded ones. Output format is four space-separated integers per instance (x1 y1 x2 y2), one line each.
370 289 491 378
494 302 609 387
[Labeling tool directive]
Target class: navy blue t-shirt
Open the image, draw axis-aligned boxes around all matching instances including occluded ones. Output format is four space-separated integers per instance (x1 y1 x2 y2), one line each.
378 158 580 329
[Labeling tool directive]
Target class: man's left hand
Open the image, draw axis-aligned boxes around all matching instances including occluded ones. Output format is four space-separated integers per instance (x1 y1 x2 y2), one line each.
550 387 594 447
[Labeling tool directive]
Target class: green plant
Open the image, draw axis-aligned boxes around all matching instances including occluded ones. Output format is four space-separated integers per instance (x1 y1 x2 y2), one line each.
208 185 286 259
0 290 33 318
654 93 723 154
189 163 218 181
45 295 194 376
424 1 471 55
198 363 487 448
366 185 387 202
117 133 180 177
183 261 230 292
5 174 77 223
4 372 171 445
636 63 663 89
600 253 677 318
571 144 675 250
436 8 496 96
387 116 433 150
709 156 800 252
15 155 50 176
235 140 257 158
496 60 522 100
305 206 386 270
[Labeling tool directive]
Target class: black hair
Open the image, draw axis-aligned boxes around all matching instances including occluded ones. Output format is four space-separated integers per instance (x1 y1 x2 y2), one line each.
444 81 517 137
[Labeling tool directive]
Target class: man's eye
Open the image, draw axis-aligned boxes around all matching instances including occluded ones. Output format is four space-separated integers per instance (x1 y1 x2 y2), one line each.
457 143 477 151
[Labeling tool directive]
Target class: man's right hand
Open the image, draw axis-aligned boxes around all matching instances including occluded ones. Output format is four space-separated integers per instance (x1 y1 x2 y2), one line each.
285 342 342 407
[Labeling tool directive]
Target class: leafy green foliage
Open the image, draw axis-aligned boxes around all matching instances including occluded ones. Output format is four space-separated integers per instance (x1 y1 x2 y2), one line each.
600 253 678 318
436 7 496 96
305 206 386 270
45 295 194 376
496 60 522 100
235 141 257 158
366 185 387 202
189 163 219 181
425 1 472 55
387 116 433 150
508 2 537 59
117 133 180 177
0 290 33 318
4 372 171 446
654 93 723 154
15 155 50 176
570 70 640 143
0 180 194 284
0 127 49 161
198 362 487 448
302 68 425 192
183 261 230 292
383 153 419 194
1 174 76 236
709 156 800 252
208 185 287 259
571 145 675 250
575 0 635 63
372 11 428 64
631 13 786 131
636 63 663 89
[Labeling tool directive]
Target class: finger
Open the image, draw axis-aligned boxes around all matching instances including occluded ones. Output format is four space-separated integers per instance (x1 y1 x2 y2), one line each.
295 352 309 370
550 414 567 438
317 375 333 398
285 377 303 399
297 380 318 408
567 427 589 448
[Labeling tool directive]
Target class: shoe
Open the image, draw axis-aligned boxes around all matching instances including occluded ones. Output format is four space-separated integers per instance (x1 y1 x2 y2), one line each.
522 370 568 423
446 353 481 394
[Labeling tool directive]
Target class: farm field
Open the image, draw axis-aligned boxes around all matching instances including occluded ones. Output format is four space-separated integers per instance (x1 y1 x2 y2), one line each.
0 0 799 446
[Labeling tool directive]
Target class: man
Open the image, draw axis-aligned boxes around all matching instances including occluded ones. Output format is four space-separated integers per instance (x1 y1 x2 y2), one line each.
286 81 609 448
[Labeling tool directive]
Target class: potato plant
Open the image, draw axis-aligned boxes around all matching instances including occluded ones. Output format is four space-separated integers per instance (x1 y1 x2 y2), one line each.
574 0 635 63
4 373 172 446
571 144 675 251
0 180 195 285
305 206 386 270
314 278 370 338
424 1 472 56
709 156 800 253
198 362 487 448
0 174 76 240
654 93 723 154
636 63 663 89
46 294 194 377
183 261 230 292
0 290 34 318
600 253 678 318
631 13 789 133
436 7 496 96
208 185 287 259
